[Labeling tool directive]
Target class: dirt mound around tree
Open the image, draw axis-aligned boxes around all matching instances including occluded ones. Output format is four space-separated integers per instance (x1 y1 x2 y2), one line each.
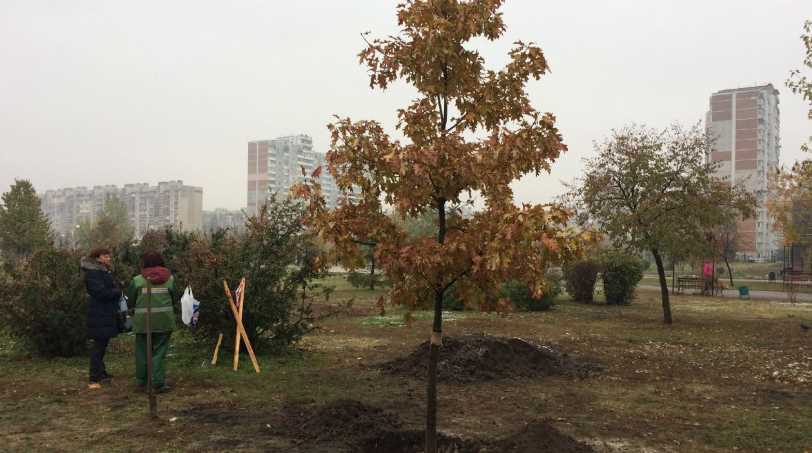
358 421 594 453
277 399 402 445
358 430 482 453
489 420 596 453
273 399 594 452
380 334 601 383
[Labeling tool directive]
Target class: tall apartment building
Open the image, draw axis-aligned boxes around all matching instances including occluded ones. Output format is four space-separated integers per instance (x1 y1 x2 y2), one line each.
706 84 781 259
247 134 344 214
202 208 245 232
42 181 203 240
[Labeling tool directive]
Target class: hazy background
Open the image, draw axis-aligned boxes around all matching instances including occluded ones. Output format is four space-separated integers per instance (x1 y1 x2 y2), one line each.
1 0 810 210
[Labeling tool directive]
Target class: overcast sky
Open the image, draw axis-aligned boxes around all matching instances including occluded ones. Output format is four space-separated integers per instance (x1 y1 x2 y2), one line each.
1 0 810 210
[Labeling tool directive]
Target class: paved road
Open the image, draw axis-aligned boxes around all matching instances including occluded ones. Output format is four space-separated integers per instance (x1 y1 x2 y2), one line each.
638 285 812 302
644 275 782 283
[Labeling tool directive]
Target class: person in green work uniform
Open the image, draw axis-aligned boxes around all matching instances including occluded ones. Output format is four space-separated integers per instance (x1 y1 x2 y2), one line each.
127 252 178 393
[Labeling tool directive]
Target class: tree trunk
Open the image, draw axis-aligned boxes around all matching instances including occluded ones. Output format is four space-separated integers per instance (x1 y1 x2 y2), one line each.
724 256 734 289
426 288 443 453
426 198 446 453
671 258 676 296
651 248 673 324
369 254 376 291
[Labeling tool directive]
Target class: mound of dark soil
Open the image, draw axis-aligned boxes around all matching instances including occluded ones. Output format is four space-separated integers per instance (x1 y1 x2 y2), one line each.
381 334 601 383
358 421 594 453
279 399 402 445
488 421 595 453
271 399 595 453
358 430 483 453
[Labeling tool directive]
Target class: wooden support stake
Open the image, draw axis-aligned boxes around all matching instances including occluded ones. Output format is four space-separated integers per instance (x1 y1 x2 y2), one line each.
233 278 246 371
211 333 223 365
223 280 261 373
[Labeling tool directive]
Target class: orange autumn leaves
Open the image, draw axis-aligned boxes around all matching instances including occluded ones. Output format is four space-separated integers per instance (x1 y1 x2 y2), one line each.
292 0 590 311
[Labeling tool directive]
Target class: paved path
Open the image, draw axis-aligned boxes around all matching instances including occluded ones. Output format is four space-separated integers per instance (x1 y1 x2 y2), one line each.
638 285 812 302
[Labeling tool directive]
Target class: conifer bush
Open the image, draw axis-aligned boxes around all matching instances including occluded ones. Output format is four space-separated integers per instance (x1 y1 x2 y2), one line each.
0 249 88 357
128 198 318 353
600 250 644 305
563 259 600 303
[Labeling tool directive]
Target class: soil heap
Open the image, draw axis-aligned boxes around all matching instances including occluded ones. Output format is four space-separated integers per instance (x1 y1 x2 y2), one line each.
279 399 402 445
381 334 601 383
283 400 594 452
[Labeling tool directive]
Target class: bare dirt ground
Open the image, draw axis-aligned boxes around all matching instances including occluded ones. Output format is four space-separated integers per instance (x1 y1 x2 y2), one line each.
1 285 811 452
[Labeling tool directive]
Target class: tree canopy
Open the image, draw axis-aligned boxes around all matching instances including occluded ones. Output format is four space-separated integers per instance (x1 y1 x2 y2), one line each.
0 180 51 260
770 20 812 248
787 20 811 152
571 124 755 323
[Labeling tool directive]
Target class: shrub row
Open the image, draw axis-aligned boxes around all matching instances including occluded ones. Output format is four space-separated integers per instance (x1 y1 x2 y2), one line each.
0 198 319 357
438 272 563 313
563 250 645 305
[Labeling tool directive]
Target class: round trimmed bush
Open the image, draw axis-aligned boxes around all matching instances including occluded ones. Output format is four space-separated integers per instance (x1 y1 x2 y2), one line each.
563 259 600 303
600 250 644 305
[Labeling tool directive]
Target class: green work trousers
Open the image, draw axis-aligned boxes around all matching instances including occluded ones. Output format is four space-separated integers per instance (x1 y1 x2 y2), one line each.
135 332 171 387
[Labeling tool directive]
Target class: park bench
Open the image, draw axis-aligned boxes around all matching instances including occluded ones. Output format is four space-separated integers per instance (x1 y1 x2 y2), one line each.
784 271 812 288
677 276 704 294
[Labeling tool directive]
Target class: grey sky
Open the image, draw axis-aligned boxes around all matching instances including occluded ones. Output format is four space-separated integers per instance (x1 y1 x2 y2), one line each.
1 0 810 210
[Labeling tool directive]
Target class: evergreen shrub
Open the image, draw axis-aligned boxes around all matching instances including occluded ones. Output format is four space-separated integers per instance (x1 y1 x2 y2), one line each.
563 259 600 303
600 250 644 305
0 249 87 357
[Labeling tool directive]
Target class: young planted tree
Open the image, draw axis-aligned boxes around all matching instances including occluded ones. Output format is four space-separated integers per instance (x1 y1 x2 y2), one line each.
572 124 755 323
0 180 51 261
294 1 583 450
715 220 745 288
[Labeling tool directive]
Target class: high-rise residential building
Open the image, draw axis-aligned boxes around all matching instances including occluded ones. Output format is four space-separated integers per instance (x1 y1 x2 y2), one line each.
706 83 781 259
42 181 203 241
247 134 344 214
202 208 245 233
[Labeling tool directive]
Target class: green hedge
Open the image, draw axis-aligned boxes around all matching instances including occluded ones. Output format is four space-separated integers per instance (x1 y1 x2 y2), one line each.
0 250 88 357
563 259 600 303
600 250 644 305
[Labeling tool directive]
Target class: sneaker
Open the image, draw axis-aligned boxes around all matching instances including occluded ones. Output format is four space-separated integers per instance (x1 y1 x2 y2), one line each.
88 382 102 390
154 384 171 394
101 373 113 382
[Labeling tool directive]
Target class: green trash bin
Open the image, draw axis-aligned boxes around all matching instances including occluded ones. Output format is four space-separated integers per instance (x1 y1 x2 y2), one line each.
738 286 750 299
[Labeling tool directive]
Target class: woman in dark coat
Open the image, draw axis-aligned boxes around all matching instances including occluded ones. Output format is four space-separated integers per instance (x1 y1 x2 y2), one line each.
82 247 122 389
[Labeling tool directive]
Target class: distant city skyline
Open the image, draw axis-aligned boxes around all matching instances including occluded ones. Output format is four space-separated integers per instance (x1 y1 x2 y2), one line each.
42 181 202 239
1 1 810 210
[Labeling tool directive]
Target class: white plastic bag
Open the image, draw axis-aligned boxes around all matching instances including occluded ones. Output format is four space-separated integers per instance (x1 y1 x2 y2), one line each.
118 295 132 332
180 286 200 326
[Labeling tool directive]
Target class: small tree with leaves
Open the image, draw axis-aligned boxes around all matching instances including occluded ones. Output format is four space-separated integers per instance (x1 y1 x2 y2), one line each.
770 20 812 251
0 180 51 261
787 20 811 152
294 1 585 451
717 220 740 287
571 124 755 323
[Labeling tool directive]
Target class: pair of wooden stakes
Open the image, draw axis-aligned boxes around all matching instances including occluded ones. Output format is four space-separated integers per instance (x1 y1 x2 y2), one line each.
210 278 261 373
